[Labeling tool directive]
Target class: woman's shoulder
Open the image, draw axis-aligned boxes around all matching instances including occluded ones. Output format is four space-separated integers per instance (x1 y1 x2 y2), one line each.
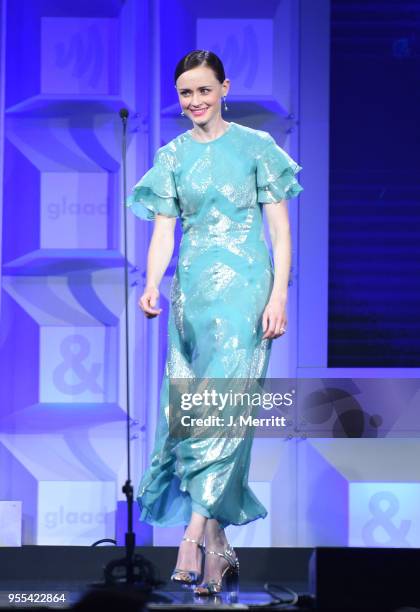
153 132 191 167
152 137 182 169
230 122 277 150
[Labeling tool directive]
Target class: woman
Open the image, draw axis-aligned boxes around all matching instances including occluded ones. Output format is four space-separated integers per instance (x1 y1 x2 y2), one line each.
127 50 303 595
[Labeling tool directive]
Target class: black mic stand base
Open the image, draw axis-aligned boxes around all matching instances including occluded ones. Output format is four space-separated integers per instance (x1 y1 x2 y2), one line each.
89 480 170 603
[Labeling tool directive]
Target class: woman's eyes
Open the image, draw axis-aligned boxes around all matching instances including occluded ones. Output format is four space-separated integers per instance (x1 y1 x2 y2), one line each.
181 89 210 96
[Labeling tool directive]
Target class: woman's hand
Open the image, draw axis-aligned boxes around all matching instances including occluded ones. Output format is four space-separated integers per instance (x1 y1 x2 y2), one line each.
262 297 288 339
138 285 162 318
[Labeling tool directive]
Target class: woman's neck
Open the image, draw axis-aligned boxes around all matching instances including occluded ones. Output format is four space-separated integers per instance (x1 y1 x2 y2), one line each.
190 116 230 143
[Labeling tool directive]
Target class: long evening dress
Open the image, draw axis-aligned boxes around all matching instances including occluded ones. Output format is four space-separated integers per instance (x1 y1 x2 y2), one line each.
127 121 303 528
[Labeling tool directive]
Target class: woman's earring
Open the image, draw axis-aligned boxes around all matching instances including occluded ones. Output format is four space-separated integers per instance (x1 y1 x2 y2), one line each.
223 96 228 111
180 109 185 116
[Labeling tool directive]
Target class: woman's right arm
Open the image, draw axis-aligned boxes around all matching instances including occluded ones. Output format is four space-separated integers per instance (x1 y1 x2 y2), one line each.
138 214 177 318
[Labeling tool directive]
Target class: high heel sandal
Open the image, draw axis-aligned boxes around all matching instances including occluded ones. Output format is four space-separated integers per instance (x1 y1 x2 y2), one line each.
170 536 205 586
194 543 240 596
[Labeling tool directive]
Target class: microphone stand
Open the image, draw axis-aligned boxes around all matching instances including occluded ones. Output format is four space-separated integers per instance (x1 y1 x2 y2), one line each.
91 109 166 597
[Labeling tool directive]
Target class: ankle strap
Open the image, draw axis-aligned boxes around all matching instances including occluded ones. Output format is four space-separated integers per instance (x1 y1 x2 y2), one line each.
182 536 204 547
205 543 235 559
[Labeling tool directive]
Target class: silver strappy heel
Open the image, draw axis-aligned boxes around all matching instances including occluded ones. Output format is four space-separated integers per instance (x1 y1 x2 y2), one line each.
170 536 206 586
194 543 240 595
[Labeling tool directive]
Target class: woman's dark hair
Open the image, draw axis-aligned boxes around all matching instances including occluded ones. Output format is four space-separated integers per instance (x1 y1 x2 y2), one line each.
174 50 226 84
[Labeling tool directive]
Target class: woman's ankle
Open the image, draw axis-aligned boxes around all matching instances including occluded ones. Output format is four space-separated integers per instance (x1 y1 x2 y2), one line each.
183 513 207 544
202 519 229 549
205 531 228 549
184 529 205 544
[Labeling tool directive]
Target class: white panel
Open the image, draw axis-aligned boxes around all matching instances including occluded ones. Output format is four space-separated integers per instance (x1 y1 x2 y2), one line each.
39 327 107 403
349 482 420 548
37 481 115 545
41 172 108 249
0 501 22 547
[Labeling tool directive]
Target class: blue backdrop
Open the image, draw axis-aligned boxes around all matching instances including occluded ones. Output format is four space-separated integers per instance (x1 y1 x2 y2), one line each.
0 0 419 549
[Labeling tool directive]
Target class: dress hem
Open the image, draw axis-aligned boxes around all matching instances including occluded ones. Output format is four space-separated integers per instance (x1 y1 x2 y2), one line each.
137 497 268 530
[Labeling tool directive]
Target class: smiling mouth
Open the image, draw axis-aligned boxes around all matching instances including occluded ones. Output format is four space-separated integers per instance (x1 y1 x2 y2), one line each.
190 108 208 115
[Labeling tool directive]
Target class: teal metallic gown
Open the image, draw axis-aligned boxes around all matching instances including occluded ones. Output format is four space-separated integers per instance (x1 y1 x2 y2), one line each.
127 122 303 528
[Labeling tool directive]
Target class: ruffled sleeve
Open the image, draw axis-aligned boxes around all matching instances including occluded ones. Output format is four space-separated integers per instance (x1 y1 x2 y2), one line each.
126 148 180 221
256 135 303 203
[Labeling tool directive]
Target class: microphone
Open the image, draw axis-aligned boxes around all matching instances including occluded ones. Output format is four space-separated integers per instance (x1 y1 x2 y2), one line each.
119 108 129 121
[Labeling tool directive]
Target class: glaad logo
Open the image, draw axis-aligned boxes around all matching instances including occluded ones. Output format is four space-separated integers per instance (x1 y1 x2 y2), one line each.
47 197 107 220
52 334 103 395
54 24 103 88
212 25 258 89
44 505 108 529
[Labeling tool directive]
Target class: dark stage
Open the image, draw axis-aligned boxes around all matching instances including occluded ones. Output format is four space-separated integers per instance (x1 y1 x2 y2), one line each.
0 546 311 610
2 546 420 611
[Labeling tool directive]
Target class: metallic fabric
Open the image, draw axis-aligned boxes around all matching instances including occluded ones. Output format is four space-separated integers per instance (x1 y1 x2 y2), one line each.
127 122 303 528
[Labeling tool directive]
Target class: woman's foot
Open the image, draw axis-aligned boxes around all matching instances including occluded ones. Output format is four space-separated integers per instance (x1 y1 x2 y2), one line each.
171 536 204 583
171 513 208 585
194 542 239 595
194 521 239 595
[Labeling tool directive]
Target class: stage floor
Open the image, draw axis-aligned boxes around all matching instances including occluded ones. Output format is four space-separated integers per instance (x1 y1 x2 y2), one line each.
0 546 313 610
0 582 311 609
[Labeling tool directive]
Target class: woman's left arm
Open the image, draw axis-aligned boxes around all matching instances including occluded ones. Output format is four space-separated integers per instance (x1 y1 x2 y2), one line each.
262 200 291 339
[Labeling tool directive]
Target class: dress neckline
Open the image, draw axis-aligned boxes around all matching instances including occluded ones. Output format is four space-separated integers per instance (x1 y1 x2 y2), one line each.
186 122 234 144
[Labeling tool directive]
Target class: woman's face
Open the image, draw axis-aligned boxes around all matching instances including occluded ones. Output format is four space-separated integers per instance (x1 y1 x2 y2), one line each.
175 65 229 126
